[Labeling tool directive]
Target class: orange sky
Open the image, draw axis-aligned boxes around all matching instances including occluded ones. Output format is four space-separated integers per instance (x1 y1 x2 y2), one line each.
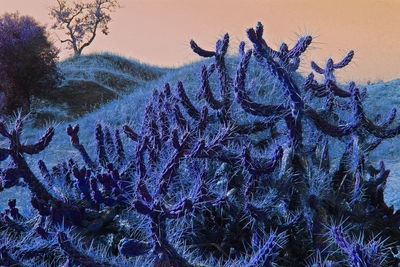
1 0 400 84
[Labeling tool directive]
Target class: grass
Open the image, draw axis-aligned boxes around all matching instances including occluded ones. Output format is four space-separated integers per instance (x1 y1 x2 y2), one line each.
2 51 400 215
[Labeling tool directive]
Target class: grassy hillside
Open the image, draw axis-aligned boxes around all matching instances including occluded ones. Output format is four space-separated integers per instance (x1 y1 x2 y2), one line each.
2 51 400 220
21 52 307 167
1 45 400 265
28 53 168 127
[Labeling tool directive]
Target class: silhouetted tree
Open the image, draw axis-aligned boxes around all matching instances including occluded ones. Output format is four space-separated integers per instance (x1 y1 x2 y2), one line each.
49 0 120 56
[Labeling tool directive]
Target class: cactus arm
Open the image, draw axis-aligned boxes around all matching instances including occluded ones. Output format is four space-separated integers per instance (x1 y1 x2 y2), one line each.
328 81 352 97
122 125 140 142
310 61 325 74
191 34 233 122
287 35 312 58
234 48 287 117
114 129 125 165
242 145 283 175
2 119 55 202
238 41 246 57
304 106 359 137
361 116 400 138
247 27 304 117
176 81 200 120
348 83 400 138
199 66 224 110
378 107 397 128
66 125 97 170
95 123 109 167
190 39 215 58
157 131 190 195
173 104 190 131
333 50 354 69
21 127 55 155
196 105 208 133
214 34 232 110
253 22 277 58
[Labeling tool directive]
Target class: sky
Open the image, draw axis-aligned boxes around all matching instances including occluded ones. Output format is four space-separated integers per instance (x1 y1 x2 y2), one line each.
1 0 400 84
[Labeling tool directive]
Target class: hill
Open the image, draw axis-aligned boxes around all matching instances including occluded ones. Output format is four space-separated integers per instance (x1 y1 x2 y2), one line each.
1 47 400 265
2 52 400 214
29 53 169 127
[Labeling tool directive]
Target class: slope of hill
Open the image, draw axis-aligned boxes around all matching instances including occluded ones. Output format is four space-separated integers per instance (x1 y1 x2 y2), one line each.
2 52 400 215
1 48 400 266
28 53 169 127
362 78 400 208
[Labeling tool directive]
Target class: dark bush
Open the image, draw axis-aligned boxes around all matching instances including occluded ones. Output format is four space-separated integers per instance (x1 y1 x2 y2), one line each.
0 12 62 116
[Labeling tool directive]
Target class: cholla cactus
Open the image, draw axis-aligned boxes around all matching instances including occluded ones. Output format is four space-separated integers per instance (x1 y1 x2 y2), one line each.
0 22 399 267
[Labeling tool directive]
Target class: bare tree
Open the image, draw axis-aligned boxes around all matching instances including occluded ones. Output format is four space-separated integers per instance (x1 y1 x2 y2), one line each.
49 0 120 56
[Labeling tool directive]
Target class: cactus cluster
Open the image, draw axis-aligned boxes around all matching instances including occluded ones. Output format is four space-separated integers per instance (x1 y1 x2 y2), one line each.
0 22 399 266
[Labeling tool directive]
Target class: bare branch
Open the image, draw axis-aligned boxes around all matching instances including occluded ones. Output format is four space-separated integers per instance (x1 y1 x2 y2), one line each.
49 0 120 56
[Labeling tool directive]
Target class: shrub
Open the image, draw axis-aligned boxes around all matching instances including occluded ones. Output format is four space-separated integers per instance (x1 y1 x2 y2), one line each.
0 12 63 116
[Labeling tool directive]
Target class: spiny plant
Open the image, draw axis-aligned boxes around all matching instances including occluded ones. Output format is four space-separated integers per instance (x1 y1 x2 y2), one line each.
0 21 399 266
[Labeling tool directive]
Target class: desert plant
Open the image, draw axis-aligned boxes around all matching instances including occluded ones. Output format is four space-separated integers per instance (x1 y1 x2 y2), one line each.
49 0 121 56
0 22 399 266
0 12 62 116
